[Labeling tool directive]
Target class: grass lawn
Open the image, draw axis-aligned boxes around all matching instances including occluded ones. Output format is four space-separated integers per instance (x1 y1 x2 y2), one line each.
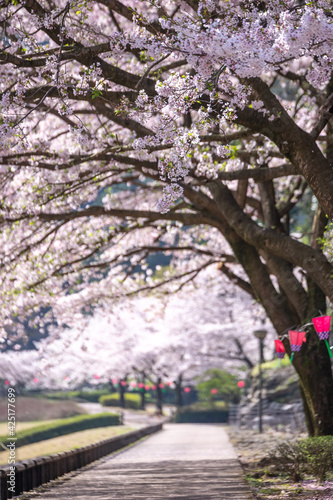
0 425 133 465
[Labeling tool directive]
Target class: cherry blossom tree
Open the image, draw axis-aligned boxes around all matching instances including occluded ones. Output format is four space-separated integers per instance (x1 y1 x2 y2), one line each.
0 0 333 434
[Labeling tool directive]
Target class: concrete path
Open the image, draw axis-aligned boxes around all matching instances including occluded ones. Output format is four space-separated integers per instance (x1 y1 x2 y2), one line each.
29 424 253 499
78 402 172 428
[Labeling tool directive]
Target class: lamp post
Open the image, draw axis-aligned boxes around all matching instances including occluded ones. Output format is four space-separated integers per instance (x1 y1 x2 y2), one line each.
253 329 267 434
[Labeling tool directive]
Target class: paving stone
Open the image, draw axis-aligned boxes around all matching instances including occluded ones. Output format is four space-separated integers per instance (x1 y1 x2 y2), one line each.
30 424 253 499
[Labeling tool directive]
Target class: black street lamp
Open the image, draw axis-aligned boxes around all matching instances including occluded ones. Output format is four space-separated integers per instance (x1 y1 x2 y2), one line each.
253 329 267 434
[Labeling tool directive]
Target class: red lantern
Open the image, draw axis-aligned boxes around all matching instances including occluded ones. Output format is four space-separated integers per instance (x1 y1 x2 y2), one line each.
145 385 150 391
313 316 332 358
274 339 286 359
93 374 100 380
211 388 218 395
121 381 127 387
288 330 306 362
289 331 306 352
237 381 245 388
33 377 39 383
4 380 10 386
152 385 157 390
159 383 165 389
138 382 144 389
184 387 191 393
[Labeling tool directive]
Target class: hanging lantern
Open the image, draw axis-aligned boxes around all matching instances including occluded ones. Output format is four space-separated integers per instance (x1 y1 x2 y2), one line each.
145 385 150 391
93 374 100 380
313 316 332 358
159 383 165 389
33 377 39 383
274 339 286 359
4 380 10 386
184 387 191 393
138 382 144 389
211 388 218 395
112 378 119 384
152 385 157 390
288 330 306 362
237 381 245 388
130 381 137 388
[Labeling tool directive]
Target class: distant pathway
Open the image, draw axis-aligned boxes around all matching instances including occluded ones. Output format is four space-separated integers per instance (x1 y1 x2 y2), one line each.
78 402 169 428
29 424 252 499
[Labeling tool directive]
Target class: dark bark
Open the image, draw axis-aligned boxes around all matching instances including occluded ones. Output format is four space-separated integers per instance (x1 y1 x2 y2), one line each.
175 375 183 408
119 379 126 408
156 377 163 415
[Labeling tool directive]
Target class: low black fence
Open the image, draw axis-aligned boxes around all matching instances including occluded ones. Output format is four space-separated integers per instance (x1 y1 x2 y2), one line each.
0 423 163 499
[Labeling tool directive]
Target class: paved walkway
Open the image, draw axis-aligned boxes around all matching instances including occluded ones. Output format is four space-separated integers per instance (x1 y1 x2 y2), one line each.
30 424 252 499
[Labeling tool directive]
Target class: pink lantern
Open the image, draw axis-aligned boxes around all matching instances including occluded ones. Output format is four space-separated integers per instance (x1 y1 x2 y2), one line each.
33 377 39 383
112 378 119 384
313 316 331 340
152 385 157 390
211 388 218 395
237 381 245 388
4 380 10 386
138 382 144 389
184 387 191 393
130 381 137 388
121 381 127 387
289 331 306 352
93 374 100 380
288 330 306 362
274 339 286 359
159 383 165 389
313 316 332 358
145 385 150 391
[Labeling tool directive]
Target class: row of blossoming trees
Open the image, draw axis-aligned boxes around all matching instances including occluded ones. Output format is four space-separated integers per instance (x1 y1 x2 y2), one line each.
0 280 269 402
0 0 332 434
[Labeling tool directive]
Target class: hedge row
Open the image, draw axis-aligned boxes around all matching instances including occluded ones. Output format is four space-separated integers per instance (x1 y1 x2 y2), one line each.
0 413 120 448
174 409 229 423
99 393 141 409
44 390 109 403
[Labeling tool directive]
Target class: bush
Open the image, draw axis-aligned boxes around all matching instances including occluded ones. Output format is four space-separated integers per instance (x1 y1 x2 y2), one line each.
303 436 333 481
99 393 141 409
269 436 333 481
196 369 240 403
0 412 120 448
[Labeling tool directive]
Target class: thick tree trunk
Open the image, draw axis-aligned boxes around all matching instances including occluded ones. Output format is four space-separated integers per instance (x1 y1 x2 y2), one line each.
175 375 183 407
295 340 333 435
140 390 146 410
156 377 163 415
119 380 126 409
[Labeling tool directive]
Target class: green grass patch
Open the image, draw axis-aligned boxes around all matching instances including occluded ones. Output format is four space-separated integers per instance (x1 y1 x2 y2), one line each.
0 425 133 465
0 412 120 448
